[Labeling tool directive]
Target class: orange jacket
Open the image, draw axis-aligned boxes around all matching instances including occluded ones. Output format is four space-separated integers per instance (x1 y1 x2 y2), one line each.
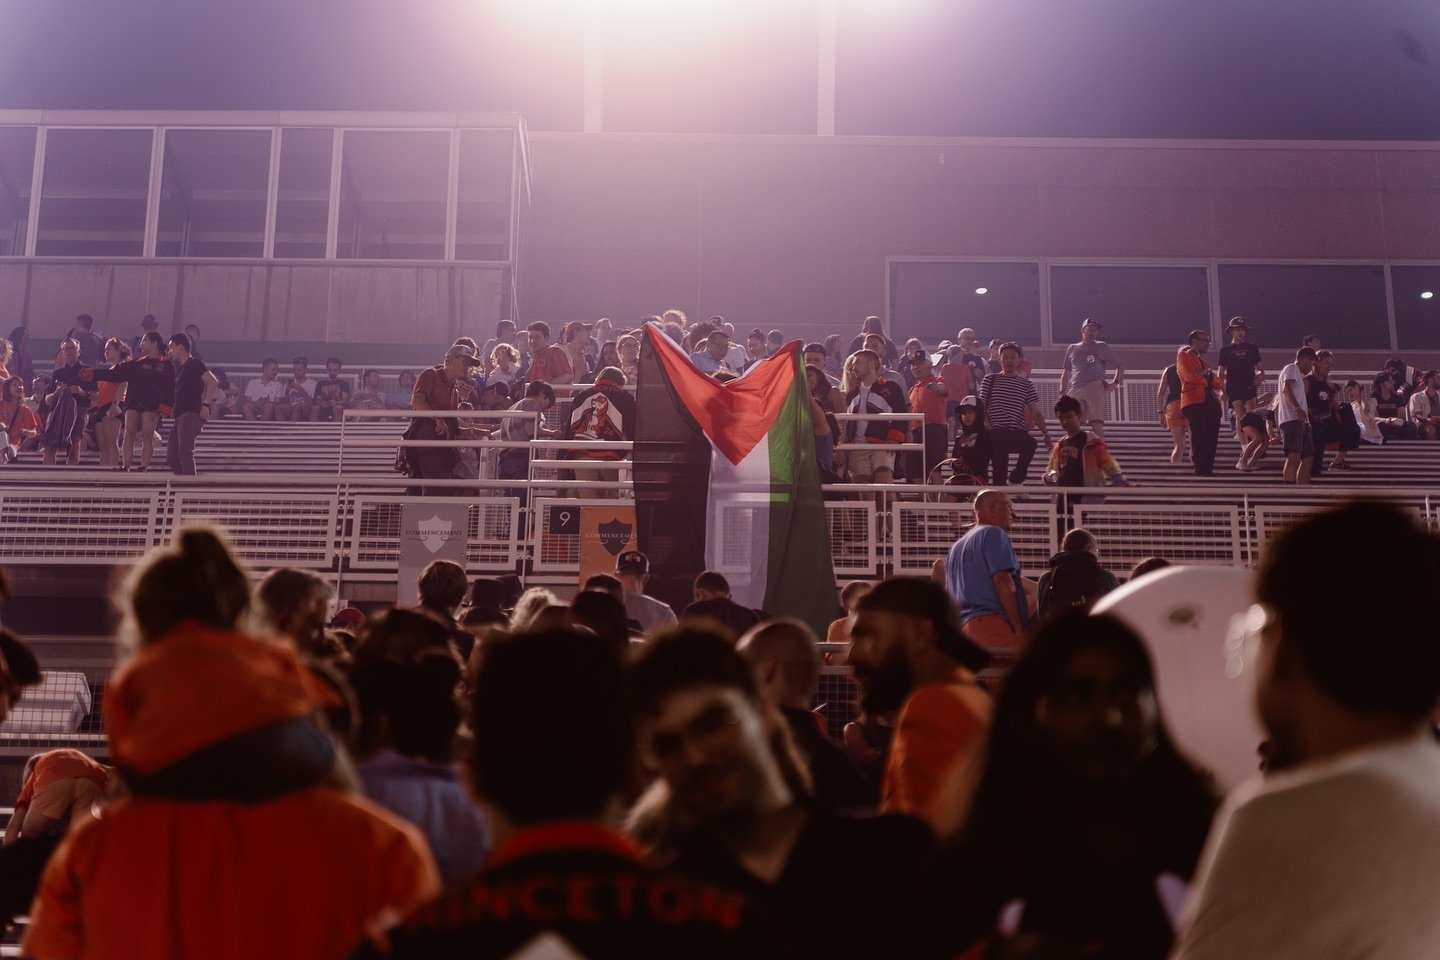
24 622 439 960
1176 346 1222 408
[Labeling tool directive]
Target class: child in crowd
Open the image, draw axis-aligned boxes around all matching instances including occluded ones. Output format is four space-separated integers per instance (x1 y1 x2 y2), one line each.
1043 395 1130 489
950 395 991 481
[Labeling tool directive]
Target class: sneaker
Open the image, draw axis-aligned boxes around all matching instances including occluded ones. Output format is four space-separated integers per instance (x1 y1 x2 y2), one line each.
1236 459 1253 472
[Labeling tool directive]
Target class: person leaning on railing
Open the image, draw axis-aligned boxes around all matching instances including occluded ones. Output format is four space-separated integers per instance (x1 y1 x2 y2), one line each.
407 344 483 488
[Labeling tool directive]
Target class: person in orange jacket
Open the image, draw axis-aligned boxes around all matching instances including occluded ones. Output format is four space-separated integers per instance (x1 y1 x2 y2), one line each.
24 527 439 960
1176 330 1224 476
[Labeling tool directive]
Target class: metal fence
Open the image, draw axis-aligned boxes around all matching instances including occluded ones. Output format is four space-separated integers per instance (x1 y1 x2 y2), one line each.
0 474 1434 583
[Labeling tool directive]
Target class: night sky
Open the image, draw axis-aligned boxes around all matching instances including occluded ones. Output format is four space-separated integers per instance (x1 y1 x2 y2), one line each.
0 0 1436 139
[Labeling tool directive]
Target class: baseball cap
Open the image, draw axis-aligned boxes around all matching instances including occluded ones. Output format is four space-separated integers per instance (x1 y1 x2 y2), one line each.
446 344 483 366
856 578 991 673
330 606 365 627
1227 316 1248 330
562 320 593 341
957 395 979 410
803 342 827 356
616 550 650 575
1081 317 1102 328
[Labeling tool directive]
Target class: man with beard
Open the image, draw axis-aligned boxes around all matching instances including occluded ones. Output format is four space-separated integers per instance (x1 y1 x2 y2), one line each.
629 626 935 960
848 578 992 832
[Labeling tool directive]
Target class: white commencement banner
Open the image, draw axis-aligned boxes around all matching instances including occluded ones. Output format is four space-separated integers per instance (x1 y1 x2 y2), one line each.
397 501 469 605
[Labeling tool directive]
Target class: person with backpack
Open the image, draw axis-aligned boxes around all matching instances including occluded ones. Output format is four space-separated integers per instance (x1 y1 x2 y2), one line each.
1036 528 1119 619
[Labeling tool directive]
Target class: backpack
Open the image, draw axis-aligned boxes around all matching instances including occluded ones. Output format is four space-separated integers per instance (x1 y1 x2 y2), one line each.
1044 553 1110 614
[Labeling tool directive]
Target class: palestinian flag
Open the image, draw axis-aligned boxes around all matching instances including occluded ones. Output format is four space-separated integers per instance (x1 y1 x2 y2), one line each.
633 325 836 636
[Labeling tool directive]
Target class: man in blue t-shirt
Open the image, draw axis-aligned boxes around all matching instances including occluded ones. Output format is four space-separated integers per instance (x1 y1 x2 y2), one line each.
944 489 1028 652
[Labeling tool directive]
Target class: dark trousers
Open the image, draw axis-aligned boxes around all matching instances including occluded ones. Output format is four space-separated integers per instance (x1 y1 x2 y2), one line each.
498 449 530 504
989 427 1037 485
1183 397 1221 475
1311 415 1360 475
166 411 203 475
917 424 949 480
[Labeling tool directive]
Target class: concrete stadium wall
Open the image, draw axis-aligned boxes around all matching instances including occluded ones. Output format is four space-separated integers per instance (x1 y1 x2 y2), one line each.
520 135 1440 346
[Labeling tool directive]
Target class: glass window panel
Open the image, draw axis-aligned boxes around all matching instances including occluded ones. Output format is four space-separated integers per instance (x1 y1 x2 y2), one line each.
455 129 513 262
337 130 448 260
156 129 270 258
1392 265 1440 351
889 261 1042 349
1217 264 1390 350
274 128 332 259
0 127 37 256
1049 265 1209 345
36 128 152 257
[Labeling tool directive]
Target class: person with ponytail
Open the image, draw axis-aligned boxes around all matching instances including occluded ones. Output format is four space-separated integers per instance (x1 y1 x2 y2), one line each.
23 527 438 960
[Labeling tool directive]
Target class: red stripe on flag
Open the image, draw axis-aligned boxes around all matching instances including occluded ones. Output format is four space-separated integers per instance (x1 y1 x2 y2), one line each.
643 326 801 467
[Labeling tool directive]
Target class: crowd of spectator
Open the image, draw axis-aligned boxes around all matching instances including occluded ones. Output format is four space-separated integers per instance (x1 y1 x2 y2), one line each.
0 496 1436 958
2 311 1438 489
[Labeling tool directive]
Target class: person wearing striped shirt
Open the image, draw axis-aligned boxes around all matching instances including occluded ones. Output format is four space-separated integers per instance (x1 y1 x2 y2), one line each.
844 349 910 482
979 343 1051 486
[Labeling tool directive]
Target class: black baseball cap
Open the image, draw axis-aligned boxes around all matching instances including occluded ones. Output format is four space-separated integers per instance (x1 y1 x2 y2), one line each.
616 551 649 575
856 578 991 673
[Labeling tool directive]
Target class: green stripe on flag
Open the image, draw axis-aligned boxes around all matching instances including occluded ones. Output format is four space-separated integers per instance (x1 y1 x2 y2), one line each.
764 350 837 637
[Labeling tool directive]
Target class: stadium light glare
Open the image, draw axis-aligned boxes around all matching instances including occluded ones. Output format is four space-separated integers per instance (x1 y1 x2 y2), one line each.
974 287 988 295
1422 291 1435 300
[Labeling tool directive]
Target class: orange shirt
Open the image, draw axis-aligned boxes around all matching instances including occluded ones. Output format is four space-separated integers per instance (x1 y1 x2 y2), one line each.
0 400 39 445
23 788 439 960
528 344 572 384
908 375 949 427
17 749 109 805
1176 346 1222 408
879 668 991 831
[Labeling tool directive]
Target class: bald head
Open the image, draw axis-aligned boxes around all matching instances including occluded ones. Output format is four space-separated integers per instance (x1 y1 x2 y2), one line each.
737 618 821 710
972 489 1013 531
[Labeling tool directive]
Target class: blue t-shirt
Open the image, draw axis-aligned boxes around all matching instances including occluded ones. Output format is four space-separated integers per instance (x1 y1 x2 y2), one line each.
945 524 1024 626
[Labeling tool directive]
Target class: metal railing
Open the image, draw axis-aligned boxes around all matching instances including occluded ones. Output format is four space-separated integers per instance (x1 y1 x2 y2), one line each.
0 474 1433 584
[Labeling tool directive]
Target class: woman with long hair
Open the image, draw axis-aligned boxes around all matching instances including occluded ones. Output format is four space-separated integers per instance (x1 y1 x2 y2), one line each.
91 338 130 468
597 339 621 372
0 376 39 463
924 611 1218 960
92 330 173 471
487 343 520 395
